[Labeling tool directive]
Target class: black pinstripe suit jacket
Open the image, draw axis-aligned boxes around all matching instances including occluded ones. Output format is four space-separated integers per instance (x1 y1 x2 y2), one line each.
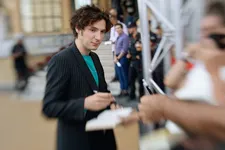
42 42 116 150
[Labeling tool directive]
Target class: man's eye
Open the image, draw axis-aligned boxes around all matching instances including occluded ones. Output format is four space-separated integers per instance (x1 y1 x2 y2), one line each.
90 29 96 32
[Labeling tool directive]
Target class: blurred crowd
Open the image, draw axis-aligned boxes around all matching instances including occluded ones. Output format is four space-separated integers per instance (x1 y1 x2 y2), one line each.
107 7 164 100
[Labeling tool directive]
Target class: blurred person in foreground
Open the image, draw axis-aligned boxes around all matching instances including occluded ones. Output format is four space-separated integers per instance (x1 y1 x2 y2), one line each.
123 27 225 149
164 1 225 91
11 36 29 91
122 1 225 148
42 5 117 150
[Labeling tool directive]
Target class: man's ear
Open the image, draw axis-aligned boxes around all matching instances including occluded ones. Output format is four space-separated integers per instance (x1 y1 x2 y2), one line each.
75 28 83 36
75 28 79 34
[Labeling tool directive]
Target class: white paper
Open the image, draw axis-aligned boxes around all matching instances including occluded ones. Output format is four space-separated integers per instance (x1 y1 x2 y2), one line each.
174 62 216 104
104 41 112 45
85 108 133 131
116 62 122 67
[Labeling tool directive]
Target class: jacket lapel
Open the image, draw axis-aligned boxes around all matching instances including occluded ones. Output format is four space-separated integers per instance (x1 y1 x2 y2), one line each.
89 52 104 91
71 43 99 92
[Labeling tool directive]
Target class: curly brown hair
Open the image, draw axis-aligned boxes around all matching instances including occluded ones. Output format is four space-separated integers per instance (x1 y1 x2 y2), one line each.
70 5 112 38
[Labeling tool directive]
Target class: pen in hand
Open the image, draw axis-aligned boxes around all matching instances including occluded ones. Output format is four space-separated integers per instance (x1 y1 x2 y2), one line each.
142 79 154 95
93 90 117 105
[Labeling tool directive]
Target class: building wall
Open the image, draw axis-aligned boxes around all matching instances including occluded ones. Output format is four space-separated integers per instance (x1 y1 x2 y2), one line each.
0 0 112 57
0 0 74 57
2 0 21 34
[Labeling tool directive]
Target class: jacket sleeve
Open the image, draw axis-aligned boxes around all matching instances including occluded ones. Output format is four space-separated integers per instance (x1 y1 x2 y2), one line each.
42 55 86 121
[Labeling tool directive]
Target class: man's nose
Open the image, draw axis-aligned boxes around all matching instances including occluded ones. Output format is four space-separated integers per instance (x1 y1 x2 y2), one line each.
95 32 102 41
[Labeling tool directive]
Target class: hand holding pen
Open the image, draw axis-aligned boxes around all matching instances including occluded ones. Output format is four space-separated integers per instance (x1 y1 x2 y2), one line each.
84 91 114 111
142 79 154 95
121 94 168 126
92 90 120 110
121 79 166 125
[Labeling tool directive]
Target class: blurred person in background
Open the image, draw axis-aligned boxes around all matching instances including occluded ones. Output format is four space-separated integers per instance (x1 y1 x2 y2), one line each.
109 8 128 82
43 5 117 150
156 24 163 42
149 22 165 93
123 0 137 26
111 0 124 22
126 22 144 100
11 36 29 91
114 23 129 97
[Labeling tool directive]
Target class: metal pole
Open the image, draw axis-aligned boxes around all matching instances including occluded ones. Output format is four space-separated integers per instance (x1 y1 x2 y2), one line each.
181 0 195 27
150 42 174 72
145 0 175 32
173 0 183 59
150 36 167 69
150 79 165 95
138 0 151 88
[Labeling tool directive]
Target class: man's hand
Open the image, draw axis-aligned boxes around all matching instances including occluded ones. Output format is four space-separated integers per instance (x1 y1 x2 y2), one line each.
138 95 168 124
185 39 219 62
114 57 118 63
164 60 187 90
127 53 131 59
136 55 140 60
84 93 114 111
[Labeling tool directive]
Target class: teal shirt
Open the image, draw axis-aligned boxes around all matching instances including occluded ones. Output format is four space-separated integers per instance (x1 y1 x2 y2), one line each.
82 55 99 87
82 55 99 114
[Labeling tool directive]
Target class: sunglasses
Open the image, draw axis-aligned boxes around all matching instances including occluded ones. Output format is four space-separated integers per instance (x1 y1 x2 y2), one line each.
209 33 225 50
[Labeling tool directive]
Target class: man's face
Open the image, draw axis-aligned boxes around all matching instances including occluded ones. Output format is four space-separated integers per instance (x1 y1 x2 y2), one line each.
200 15 224 40
115 25 123 34
109 9 117 17
109 9 117 25
77 19 106 51
135 41 142 51
109 15 117 25
128 27 135 34
18 39 23 44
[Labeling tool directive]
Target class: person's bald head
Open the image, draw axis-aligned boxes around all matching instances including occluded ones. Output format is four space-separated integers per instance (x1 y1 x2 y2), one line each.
109 8 117 16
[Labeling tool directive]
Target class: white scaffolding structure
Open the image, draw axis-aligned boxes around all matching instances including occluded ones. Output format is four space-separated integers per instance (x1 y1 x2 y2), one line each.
137 0 199 94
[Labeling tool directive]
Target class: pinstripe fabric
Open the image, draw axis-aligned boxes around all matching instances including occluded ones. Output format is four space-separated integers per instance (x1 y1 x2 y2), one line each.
42 43 116 150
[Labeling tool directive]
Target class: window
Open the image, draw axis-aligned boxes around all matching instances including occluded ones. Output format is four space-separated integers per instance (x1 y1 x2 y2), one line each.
20 0 62 33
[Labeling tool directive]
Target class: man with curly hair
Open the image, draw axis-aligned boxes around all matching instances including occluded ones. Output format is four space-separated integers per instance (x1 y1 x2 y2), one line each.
43 5 117 150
